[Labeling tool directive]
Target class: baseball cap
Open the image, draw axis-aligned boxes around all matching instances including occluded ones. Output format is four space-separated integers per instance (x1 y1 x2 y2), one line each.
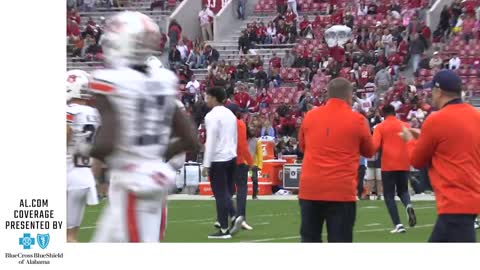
226 102 246 114
424 69 462 93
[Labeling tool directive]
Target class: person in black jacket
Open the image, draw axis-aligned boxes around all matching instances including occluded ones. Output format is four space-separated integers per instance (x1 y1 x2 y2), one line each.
238 30 250 54
236 58 249 81
254 66 268 89
204 45 220 66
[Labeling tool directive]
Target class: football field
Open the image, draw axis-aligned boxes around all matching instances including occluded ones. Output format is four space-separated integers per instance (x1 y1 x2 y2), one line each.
78 197 480 243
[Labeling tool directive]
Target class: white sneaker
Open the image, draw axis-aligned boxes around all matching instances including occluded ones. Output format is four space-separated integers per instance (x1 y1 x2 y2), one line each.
475 219 479 230
390 224 406 234
241 221 253 230
229 216 244 235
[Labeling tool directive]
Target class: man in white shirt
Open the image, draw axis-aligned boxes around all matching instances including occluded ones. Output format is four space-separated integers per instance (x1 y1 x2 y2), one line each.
176 40 189 62
201 86 242 239
448 53 461 70
390 95 403 112
199 5 214 41
182 75 200 106
354 91 376 114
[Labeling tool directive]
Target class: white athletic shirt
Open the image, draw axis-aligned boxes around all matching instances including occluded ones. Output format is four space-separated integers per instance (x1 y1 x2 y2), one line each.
89 66 178 175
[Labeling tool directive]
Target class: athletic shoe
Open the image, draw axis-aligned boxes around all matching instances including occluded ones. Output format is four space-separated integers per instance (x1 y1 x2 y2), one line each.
406 206 417 227
229 216 244 235
241 221 253 230
252 195 258 200
475 219 480 230
208 229 232 239
214 217 235 229
390 224 406 234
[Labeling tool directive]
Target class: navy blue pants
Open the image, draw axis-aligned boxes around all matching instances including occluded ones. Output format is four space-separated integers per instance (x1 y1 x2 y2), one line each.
357 165 366 197
251 166 259 197
209 158 237 229
299 200 356 242
381 171 411 226
429 214 477 242
232 164 248 217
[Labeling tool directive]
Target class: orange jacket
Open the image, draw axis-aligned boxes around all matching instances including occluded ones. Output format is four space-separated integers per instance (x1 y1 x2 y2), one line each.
406 102 480 214
236 119 253 166
373 116 411 171
298 98 376 201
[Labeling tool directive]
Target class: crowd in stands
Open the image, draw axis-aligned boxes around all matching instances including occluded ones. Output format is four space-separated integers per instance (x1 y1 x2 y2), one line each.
67 0 182 12
67 2 170 63
182 1 479 158
67 0 480 160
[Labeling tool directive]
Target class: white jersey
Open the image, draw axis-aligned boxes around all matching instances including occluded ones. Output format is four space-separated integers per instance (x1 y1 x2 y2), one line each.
67 103 101 172
89 66 178 175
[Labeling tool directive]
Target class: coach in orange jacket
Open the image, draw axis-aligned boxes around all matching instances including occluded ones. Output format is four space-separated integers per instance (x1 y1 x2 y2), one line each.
373 104 416 234
226 103 254 232
400 70 480 242
298 78 376 242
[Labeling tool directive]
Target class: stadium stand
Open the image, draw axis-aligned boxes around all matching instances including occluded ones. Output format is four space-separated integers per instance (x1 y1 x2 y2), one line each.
67 0 480 161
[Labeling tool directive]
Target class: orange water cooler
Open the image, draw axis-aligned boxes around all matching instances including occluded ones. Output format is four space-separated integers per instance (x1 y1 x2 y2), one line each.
282 154 298 164
260 139 275 160
261 159 287 186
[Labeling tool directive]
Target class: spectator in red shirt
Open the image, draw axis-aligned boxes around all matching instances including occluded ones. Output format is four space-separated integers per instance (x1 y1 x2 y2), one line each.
462 14 476 43
358 64 371 88
329 45 345 66
234 84 253 109
68 8 81 24
312 14 322 29
388 53 403 79
256 21 267 44
299 15 312 37
331 9 343 25
397 39 409 58
257 88 272 109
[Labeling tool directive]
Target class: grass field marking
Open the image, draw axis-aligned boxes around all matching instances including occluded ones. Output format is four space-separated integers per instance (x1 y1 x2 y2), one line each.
80 212 293 230
364 223 382 227
413 206 435 210
249 224 435 242
80 225 96 230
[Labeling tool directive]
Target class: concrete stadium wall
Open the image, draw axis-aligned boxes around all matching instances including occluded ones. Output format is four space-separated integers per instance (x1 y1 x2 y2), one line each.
214 0 239 42
170 0 203 41
426 0 453 32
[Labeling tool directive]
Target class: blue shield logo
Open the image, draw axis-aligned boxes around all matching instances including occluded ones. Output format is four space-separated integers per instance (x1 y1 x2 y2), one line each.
37 233 50 249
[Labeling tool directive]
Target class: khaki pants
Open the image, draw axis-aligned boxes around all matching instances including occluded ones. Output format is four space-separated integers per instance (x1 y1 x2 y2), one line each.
201 23 213 41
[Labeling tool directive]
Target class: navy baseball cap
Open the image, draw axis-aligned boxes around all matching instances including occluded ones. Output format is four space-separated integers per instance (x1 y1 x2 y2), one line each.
424 69 462 93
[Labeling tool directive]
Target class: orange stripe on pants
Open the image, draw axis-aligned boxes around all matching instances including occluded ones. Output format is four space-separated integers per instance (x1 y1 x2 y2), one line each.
159 202 167 241
127 192 140 242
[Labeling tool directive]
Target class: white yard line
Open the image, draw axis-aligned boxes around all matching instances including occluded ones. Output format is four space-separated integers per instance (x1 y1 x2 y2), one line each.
80 213 292 230
249 224 434 242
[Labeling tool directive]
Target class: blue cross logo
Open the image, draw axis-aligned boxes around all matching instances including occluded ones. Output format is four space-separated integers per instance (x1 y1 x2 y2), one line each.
19 233 35 249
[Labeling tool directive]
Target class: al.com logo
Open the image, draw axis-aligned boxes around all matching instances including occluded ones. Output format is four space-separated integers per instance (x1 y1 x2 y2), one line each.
18 233 50 249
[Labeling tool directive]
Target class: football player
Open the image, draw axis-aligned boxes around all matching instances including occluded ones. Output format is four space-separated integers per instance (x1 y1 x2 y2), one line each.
66 69 101 242
89 11 199 242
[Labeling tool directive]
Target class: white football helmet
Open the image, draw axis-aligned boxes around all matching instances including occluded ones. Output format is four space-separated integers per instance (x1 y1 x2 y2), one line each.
146 55 164 69
66 69 91 102
102 11 161 67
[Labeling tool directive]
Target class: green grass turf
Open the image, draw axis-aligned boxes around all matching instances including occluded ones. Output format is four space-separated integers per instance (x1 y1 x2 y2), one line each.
78 200 480 243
